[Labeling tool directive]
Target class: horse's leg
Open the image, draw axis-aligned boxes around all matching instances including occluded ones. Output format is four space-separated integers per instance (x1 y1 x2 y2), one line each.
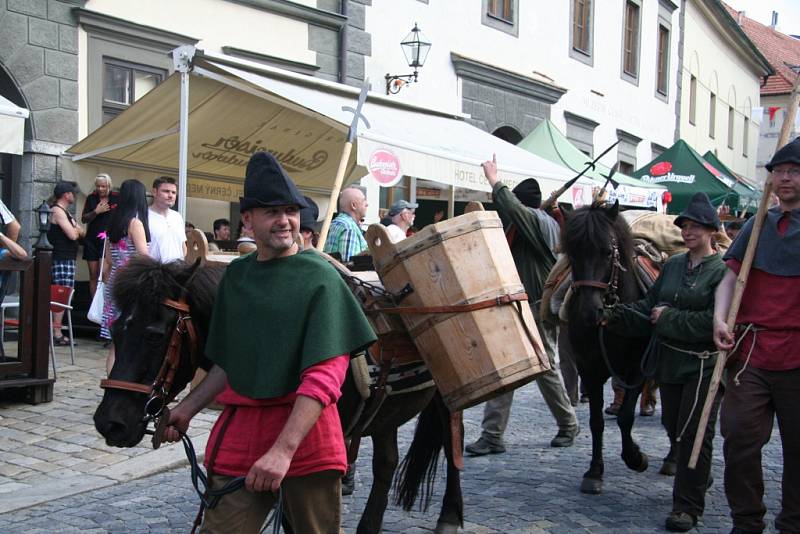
356 428 398 534
619 386 649 473
433 397 463 534
581 378 606 494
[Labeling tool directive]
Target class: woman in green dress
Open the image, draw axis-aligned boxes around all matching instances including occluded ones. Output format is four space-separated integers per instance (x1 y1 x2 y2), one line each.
604 192 727 532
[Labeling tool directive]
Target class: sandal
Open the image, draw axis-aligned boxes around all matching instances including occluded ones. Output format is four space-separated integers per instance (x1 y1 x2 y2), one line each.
53 336 72 346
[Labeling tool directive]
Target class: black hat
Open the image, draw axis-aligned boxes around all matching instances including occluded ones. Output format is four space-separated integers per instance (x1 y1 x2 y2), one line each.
512 178 542 209
299 196 319 232
53 181 77 198
674 192 720 230
239 152 309 212
765 136 800 172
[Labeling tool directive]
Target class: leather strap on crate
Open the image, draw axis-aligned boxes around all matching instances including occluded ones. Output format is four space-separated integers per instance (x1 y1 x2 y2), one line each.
376 291 528 315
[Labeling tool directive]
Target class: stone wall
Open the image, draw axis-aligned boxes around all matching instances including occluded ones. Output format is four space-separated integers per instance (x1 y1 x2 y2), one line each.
0 0 83 245
312 0 371 87
452 54 566 138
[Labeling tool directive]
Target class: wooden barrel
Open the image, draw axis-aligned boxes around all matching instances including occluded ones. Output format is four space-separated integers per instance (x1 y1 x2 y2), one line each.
366 211 550 411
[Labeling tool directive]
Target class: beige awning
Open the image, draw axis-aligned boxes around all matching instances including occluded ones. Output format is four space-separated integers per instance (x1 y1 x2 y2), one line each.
0 95 29 156
66 51 579 204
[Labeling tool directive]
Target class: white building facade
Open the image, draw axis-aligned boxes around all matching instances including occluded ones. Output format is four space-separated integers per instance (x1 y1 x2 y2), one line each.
676 0 771 181
1 0 371 242
362 0 682 215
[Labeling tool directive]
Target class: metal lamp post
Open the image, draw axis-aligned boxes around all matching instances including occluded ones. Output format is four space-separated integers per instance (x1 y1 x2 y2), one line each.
385 23 432 94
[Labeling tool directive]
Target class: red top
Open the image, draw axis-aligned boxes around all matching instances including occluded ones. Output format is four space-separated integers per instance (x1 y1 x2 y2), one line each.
726 214 800 370
205 355 349 478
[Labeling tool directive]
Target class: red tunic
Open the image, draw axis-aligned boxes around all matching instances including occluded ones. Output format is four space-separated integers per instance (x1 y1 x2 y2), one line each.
205 355 349 478
726 214 800 370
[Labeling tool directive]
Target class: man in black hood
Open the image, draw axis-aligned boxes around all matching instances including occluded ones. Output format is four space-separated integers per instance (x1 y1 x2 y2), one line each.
465 155 579 456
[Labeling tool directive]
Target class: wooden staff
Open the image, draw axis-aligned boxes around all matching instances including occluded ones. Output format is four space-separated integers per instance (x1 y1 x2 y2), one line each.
317 81 371 250
688 72 800 469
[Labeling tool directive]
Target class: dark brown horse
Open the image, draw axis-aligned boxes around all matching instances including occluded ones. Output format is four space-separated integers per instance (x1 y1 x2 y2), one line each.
561 202 650 494
93 257 463 534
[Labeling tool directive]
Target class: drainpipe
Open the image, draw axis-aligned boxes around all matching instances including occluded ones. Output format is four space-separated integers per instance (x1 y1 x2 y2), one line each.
339 0 349 84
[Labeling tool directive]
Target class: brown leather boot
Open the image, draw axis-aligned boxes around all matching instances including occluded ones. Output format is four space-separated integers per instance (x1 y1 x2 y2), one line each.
640 379 658 416
605 383 625 415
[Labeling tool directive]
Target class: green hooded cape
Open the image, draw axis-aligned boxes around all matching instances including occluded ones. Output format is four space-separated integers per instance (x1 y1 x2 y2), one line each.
205 250 377 399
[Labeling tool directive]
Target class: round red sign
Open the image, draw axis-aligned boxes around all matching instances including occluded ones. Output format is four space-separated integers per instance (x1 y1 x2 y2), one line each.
650 161 672 176
368 149 402 187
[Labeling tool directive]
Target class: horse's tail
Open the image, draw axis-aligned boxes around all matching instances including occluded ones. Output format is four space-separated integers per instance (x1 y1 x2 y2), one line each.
393 392 445 512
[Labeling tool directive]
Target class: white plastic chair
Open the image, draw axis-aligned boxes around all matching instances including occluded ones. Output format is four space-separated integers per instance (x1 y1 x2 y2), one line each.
50 284 75 368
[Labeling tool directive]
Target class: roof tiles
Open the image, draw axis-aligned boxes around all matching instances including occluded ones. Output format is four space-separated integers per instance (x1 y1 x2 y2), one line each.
723 3 800 95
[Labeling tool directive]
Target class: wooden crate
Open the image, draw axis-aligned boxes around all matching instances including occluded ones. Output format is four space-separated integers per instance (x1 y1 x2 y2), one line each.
367 211 550 411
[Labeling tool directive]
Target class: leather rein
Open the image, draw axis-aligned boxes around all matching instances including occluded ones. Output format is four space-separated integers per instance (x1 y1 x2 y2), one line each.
570 238 645 390
100 297 200 422
571 237 627 306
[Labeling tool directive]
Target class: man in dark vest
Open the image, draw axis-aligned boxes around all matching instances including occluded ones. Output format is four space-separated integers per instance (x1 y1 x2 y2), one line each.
164 152 376 533
715 137 800 534
48 181 84 344
466 155 579 456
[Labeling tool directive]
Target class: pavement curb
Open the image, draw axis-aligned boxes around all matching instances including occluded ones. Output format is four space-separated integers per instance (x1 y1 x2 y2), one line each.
0 431 209 514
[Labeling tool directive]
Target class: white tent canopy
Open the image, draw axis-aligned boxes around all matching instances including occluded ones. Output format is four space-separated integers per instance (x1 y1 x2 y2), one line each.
67 49 582 213
0 95 29 156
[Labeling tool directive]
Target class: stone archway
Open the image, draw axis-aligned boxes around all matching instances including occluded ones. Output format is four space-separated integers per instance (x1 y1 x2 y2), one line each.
492 125 523 145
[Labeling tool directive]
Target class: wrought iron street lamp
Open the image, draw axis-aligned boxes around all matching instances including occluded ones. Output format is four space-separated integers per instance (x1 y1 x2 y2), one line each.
385 23 431 95
34 200 52 250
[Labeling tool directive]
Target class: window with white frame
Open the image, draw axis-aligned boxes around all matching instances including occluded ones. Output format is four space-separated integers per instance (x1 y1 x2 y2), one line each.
77 8 197 132
656 24 669 95
621 0 641 82
573 0 591 54
102 58 166 124
709 93 716 138
487 0 513 22
728 106 735 149
482 0 518 36
689 75 697 125
654 0 676 99
743 116 749 156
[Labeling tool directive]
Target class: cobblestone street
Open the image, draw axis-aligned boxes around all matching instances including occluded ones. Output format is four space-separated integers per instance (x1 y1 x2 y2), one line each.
0 339 785 533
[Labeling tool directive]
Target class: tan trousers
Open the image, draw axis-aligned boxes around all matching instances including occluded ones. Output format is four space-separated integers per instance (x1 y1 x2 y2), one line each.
200 470 342 534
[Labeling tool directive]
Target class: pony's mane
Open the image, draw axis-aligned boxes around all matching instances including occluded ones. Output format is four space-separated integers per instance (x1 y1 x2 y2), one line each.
562 202 635 269
112 257 225 322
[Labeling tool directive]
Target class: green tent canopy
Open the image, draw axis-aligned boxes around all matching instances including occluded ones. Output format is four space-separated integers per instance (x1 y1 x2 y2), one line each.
518 120 666 210
633 139 739 214
702 151 761 213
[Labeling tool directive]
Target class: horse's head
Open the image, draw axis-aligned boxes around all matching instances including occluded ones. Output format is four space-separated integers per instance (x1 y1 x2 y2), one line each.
94 257 224 447
562 201 635 327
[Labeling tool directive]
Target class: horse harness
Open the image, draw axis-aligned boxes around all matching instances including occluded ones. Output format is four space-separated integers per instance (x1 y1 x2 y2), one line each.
570 237 627 307
100 297 200 442
98 297 257 529
569 238 646 390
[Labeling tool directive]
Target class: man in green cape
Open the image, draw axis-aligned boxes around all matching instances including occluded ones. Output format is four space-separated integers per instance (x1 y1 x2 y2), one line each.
164 152 376 533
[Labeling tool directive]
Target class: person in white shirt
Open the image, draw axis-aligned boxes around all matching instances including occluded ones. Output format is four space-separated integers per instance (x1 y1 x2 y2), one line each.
385 199 417 243
147 177 187 263
0 199 21 243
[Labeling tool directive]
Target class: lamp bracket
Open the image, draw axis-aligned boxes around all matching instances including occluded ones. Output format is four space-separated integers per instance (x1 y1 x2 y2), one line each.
385 71 419 95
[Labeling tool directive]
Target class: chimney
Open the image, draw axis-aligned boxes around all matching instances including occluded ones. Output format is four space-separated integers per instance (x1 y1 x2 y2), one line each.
771 11 779 29
737 11 745 25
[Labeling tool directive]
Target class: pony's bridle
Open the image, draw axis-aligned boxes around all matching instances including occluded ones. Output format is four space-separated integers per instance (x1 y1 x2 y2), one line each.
571 237 627 306
100 297 200 422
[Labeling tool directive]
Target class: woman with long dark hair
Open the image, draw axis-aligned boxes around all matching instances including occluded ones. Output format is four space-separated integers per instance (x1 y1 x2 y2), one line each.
101 179 150 374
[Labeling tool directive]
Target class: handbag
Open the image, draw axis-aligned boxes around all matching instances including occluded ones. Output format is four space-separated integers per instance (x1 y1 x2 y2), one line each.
87 239 107 324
